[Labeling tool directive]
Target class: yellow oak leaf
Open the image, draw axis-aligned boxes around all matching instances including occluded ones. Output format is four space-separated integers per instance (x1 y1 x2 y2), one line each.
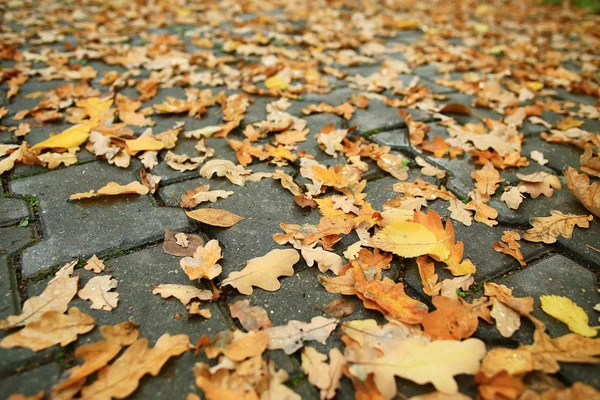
540 295 598 337
369 221 451 260
32 124 91 152
70 181 149 200
125 136 165 152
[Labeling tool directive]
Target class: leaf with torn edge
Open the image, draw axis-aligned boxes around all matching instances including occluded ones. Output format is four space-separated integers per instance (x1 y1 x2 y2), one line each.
540 295 598 337
264 316 338 355
221 249 299 295
185 208 244 227
80 334 190 400
78 276 119 311
493 230 526 267
1 308 94 351
0 276 78 329
152 284 213 305
70 181 149 200
301 347 345 400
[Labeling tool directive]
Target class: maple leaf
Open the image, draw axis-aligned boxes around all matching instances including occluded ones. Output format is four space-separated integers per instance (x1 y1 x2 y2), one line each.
348 337 487 396
301 347 345 400
421 296 491 340
493 230 526 267
179 239 222 280
80 334 190 400
540 295 598 338
152 284 213 305
229 300 273 331
70 181 149 200
221 249 299 295
1 308 95 351
185 208 244 227
264 316 338 354
0 276 78 330
522 210 593 244
52 322 139 395
564 166 600 217
78 275 119 311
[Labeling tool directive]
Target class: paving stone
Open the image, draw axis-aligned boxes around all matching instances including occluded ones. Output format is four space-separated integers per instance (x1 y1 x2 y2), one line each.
0 225 34 320
351 100 430 135
437 93 503 123
521 134 583 174
10 162 191 278
502 255 600 387
368 127 410 151
0 361 61 397
0 187 30 227
158 164 320 276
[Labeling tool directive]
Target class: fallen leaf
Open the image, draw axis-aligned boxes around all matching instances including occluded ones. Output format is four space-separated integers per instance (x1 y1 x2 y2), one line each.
180 185 234 209
474 370 525 400
580 147 600 178
300 245 344 275
78 276 119 311
70 181 149 200
447 198 473 227
493 230 526 267
416 156 446 179
348 337 487 396
301 347 345 400
472 163 504 201
531 150 548 166
185 208 244 227
417 255 441 297
187 302 212 318
540 295 598 337
318 271 356 295
221 249 300 295
152 284 213 305
229 300 273 331
523 210 593 244
205 330 269 361
0 276 78 329
1 308 94 351
162 229 204 257
179 239 222 280
264 316 338 354
490 298 521 338
32 124 91 152
175 233 189 247
421 296 491 340
84 255 105 273
501 186 524 210
323 299 355 318
564 166 600 217
80 334 190 399
518 171 562 199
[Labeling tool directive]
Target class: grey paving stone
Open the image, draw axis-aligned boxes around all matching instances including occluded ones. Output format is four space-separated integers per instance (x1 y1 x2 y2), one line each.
0 361 61 398
521 134 583 174
368 128 410 151
0 187 30 227
351 101 430 135
158 165 320 277
10 162 191 278
0 225 34 320
502 255 600 387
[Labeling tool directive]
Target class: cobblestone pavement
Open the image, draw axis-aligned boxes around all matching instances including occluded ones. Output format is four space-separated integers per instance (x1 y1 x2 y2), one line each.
1 0 600 399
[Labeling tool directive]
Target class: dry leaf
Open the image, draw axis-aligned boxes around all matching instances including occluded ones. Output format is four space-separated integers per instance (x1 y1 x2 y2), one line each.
205 330 269 361
318 271 356 295
564 167 600 217
185 208 244 227
80 334 190 399
417 255 441 297
152 284 213 305
490 298 521 338
187 302 212 318
70 181 149 200
323 299 355 318
221 249 300 295
229 300 273 331
301 347 345 400
264 316 338 354
501 186 524 210
32 124 91 152
78 276 119 311
179 239 223 280
300 245 343 275
523 210 593 244
531 150 548 166
581 147 600 178
162 229 204 257
0 276 78 329
84 255 105 273
447 198 473 227
348 337 487 396
493 230 526 267
1 308 94 351
517 171 562 199
416 156 446 179
421 296 490 340
540 295 598 337
272 169 302 196
472 163 504 201
180 185 234 209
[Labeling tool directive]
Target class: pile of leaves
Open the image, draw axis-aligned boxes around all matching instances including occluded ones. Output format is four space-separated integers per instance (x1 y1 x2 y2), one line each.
1 0 600 398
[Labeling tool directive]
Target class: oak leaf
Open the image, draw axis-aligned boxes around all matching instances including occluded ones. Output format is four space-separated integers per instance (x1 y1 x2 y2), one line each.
187 302 212 318
518 171 561 199
318 271 356 295
490 298 522 338
417 255 441 297
0 276 78 329
272 169 302 196
540 295 598 337
341 319 418 353
348 337 487 396
421 296 491 340
493 230 526 267
84 255 105 273
32 124 91 152
465 191 499 227
301 347 345 400
229 300 273 331
299 245 343 275
264 316 338 354
580 147 600 178
80 334 190 400
221 249 299 295
484 283 534 316
564 166 600 217
162 228 204 257
415 156 446 179
125 136 165 152
185 208 244 227
1 308 94 351
70 181 149 200
447 198 473 226
500 186 524 210
152 284 213 305
322 299 355 318
78 276 119 311
179 239 223 280
180 184 234 209
472 163 504 201
522 210 593 244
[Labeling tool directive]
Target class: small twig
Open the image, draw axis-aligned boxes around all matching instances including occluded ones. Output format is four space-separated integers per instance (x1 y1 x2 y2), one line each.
586 244 600 253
